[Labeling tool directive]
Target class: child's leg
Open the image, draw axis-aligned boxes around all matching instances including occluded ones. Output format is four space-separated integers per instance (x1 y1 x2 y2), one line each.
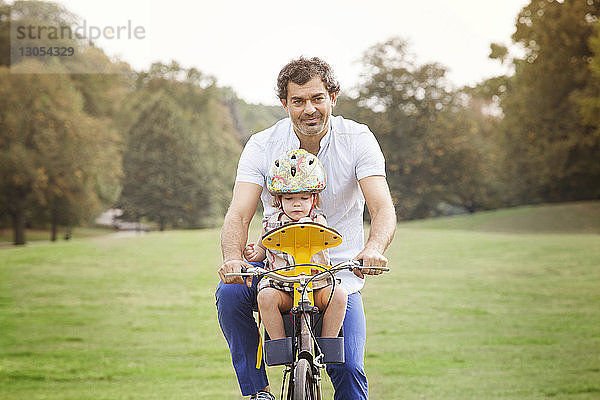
257 287 293 340
314 285 348 337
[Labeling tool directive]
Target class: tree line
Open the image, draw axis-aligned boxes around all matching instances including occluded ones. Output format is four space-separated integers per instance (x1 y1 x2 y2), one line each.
1 0 599 244
339 0 600 219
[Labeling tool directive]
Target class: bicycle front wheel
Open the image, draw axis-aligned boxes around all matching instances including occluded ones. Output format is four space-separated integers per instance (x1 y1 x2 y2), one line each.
293 358 315 400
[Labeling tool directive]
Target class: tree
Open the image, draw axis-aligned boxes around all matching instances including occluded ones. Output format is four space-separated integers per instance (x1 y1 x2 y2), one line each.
219 86 286 140
0 66 122 244
0 1 10 67
118 62 241 229
429 94 504 213
0 1 127 243
120 91 229 230
495 0 600 204
345 37 501 219
121 94 197 230
576 19 600 187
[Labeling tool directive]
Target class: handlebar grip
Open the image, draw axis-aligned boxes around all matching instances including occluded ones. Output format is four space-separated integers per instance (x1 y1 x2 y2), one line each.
352 260 389 272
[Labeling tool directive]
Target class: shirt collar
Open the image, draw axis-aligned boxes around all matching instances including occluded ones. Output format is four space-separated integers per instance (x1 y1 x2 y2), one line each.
317 118 333 158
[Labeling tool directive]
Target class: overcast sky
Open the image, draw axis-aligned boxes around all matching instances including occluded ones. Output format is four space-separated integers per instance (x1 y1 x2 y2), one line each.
57 0 529 105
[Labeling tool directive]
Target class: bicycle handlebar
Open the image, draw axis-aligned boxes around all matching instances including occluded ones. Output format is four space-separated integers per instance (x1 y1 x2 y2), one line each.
225 260 389 284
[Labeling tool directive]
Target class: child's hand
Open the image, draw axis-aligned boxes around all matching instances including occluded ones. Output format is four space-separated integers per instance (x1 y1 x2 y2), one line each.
244 243 260 262
244 243 256 260
244 242 266 262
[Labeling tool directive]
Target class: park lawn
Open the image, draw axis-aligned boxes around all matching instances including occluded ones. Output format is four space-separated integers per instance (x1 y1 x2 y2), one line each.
1 202 600 399
0 227 116 244
365 228 600 399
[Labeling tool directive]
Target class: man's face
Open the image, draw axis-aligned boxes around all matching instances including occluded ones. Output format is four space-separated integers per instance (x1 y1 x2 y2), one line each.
281 76 337 137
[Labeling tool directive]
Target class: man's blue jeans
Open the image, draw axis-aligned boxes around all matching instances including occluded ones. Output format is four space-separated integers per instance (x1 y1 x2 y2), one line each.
215 264 369 399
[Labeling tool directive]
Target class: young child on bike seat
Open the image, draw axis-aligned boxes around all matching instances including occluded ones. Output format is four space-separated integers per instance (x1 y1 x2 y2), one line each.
244 149 348 340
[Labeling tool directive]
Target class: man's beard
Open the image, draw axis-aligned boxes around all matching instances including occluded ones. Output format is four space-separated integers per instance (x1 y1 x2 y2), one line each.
290 111 328 136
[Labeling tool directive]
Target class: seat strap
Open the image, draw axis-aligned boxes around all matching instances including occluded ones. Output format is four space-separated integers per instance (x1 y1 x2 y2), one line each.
255 313 263 369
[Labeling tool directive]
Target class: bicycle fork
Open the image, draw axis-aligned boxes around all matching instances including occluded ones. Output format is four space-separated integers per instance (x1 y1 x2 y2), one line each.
293 297 323 398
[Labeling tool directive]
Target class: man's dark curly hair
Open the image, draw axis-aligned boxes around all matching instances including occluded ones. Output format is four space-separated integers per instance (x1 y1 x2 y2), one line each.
276 57 340 101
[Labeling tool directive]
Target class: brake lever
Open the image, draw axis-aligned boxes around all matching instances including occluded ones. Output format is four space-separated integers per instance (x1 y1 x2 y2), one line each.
224 266 255 278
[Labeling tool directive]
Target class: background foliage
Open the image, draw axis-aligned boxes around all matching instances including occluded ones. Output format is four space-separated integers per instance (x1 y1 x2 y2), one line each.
493 0 600 205
2 0 600 243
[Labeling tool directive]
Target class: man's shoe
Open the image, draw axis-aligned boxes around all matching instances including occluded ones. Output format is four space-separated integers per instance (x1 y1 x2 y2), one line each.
250 391 275 400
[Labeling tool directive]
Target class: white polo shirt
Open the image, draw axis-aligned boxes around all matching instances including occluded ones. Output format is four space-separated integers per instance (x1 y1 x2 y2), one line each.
236 115 386 294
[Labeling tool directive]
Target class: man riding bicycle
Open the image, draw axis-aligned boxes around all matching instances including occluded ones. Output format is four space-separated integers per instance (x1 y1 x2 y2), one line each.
216 56 396 400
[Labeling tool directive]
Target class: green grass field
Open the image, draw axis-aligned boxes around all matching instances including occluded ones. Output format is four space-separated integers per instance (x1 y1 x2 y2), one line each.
1 202 599 399
0 227 115 244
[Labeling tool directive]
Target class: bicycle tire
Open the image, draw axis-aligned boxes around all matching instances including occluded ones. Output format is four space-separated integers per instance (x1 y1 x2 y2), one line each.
293 358 315 400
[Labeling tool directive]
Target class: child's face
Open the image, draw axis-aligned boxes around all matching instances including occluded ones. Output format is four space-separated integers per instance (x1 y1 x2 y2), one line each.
281 193 313 219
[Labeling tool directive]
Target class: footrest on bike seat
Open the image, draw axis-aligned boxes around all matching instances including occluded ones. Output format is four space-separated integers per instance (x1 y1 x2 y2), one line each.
264 312 343 340
264 337 293 366
316 337 345 364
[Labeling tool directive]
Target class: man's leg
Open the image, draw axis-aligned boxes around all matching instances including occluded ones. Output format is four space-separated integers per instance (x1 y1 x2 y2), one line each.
326 291 368 400
215 265 268 396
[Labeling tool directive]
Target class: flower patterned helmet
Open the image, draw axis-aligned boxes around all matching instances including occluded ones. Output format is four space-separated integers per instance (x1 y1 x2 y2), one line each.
266 149 326 194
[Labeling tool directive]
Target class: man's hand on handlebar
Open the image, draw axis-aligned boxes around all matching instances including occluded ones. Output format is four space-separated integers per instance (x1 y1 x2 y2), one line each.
218 259 253 286
353 247 388 278
224 262 388 284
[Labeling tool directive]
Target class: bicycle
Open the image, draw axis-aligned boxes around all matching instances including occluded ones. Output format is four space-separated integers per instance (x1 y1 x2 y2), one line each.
226 221 388 400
